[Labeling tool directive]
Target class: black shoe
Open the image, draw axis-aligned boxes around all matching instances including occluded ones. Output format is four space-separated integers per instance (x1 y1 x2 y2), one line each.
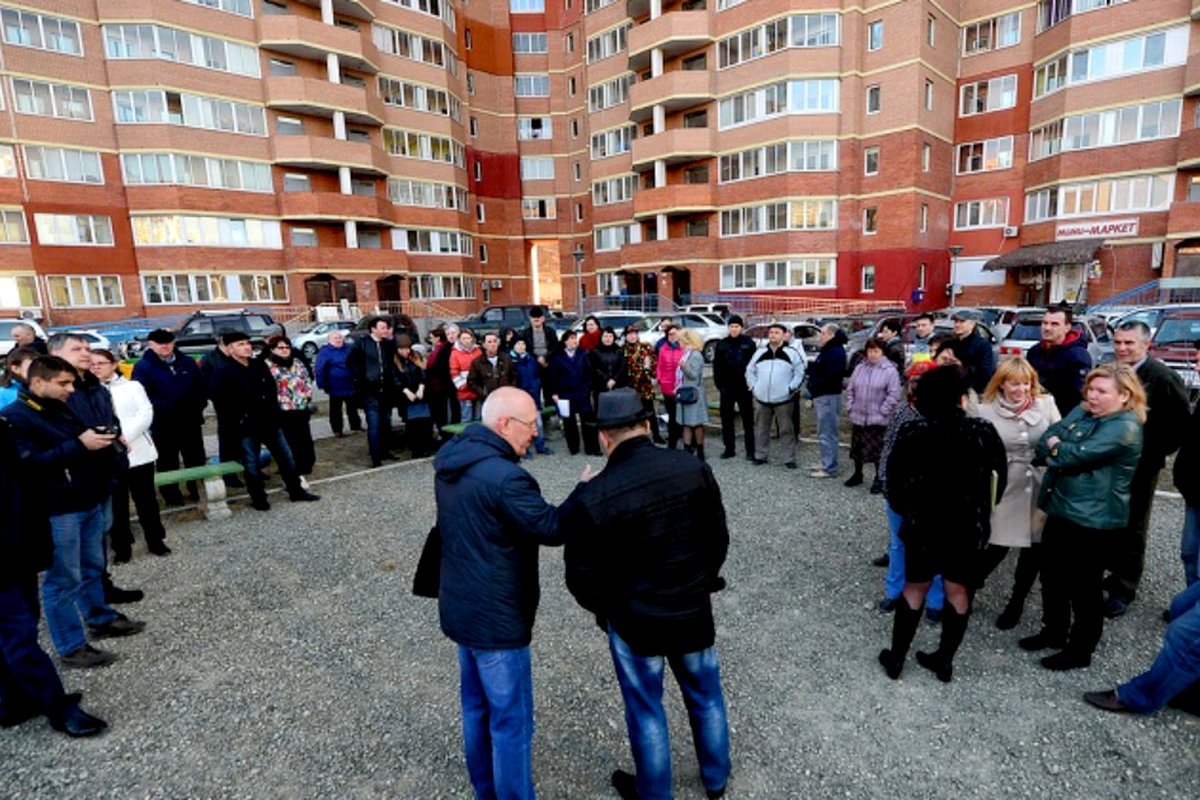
750 458 768 465
1041 650 1092 671
147 541 171 557
88 614 146 639
611 769 643 800
878 596 900 613
869 478 884 494
289 491 321 502
745 454 757 462
996 602 1023 630
1018 630 1066 651
1104 597 1130 619
223 476 244 489
59 645 119 670
915 650 954 683
878 648 904 680
49 697 107 738
251 497 271 511
719 450 736 459
1084 690 1134 713
1163 608 1173 623
784 461 797 470
706 784 727 799
111 548 132 565
872 553 890 567
844 473 864 487
105 586 144 604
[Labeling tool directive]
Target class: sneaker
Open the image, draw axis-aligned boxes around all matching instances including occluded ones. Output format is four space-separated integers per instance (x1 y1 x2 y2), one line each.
88 614 146 640
810 469 835 478
871 553 890 567
299 476 310 491
59 645 119 670
1104 597 1130 619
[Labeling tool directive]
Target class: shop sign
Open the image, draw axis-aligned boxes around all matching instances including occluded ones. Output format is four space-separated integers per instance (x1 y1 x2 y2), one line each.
1055 219 1138 240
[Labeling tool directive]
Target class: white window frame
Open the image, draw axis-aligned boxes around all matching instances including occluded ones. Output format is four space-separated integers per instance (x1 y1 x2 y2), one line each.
23 145 103 184
0 7 83 55
956 135 1014 174
520 157 555 180
959 74 1017 117
954 198 1010 230
46 274 124 308
33 213 114 246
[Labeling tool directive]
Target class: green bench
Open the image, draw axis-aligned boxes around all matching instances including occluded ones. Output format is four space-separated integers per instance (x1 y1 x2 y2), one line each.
155 461 245 521
441 405 557 438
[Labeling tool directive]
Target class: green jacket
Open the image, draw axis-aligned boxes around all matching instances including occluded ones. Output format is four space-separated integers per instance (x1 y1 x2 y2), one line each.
1036 406 1143 530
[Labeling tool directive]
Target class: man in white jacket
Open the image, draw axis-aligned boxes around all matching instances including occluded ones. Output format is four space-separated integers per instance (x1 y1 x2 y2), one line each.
745 323 806 469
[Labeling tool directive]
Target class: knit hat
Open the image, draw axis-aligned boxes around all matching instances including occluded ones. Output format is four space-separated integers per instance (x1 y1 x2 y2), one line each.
728 314 744 327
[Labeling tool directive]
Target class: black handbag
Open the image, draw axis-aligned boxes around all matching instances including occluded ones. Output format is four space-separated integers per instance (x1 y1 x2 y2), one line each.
412 525 441 598
675 385 699 405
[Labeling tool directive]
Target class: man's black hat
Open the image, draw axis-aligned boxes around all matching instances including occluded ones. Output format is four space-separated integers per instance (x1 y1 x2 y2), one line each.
592 387 655 430
221 330 250 345
147 328 175 344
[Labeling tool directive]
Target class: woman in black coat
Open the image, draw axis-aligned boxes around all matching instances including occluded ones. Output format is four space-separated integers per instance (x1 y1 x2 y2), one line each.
880 366 1007 682
585 327 628 412
549 330 598 455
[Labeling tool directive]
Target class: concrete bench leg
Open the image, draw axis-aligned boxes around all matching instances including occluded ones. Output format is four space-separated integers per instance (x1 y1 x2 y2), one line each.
199 476 232 521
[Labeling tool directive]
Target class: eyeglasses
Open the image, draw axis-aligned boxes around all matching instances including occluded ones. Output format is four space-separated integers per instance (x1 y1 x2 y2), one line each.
273 344 292 351
509 416 538 429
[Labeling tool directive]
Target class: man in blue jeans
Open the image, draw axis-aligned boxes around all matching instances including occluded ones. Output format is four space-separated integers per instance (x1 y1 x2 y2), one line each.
434 387 562 799
563 388 731 800
2 356 145 669
807 324 848 478
1084 579 1200 715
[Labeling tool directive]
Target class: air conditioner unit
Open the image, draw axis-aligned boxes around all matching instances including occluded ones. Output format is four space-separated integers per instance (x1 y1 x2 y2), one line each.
1003 226 1020 238
490 280 503 289
19 309 38 321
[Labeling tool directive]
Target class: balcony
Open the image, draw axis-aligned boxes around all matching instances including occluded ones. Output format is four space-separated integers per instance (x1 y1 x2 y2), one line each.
633 183 716 218
620 236 716 266
628 12 712 72
292 0 374 21
629 70 714 122
258 14 377 74
280 191 390 223
630 127 715 170
273 135 389 175
264 76 383 125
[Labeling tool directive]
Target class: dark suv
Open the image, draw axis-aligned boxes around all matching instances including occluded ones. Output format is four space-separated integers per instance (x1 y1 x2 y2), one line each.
453 305 570 338
127 310 279 357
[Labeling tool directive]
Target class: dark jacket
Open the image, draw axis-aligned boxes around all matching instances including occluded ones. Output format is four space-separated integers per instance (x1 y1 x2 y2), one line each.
466 351 516 399
586 342 628 394
313 344 357 398
548 347 591 410
886 410 1007 551
1036 405 1143 530
712 334 758 393
0 418 51 586
807 331 848 398
562 436 729 656
395 358 426 416
517 324 560 363
2 389 122 515
209 355 282 432
346 335 399 397
426 343 454 395
883 337 905 373
1027 331 1091 417
66 371 129 477
131 350 208 429
1174 398 1200 507
1134 357 1190 475
434 425 561 649
955 330 996 396
511 350 542 403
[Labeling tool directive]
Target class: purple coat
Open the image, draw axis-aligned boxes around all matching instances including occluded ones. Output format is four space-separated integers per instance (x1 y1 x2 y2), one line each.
846 358 902 427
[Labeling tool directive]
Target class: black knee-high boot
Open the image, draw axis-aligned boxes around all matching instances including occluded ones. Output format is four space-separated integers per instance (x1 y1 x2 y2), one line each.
845 459 864 487
695 443 706 461
998 545 1041 629
916 605 970 682
879 598 923 679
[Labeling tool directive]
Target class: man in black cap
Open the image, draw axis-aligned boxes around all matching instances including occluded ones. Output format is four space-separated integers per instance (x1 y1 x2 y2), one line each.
132 328 208 505
209 332 319 510
712 315 757 460
562 388 731 800
517 306 559 408
950 309 995 395
346 316 399 468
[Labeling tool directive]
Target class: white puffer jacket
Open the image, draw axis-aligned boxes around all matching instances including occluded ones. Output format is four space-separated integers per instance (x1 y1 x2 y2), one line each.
104 375 158 468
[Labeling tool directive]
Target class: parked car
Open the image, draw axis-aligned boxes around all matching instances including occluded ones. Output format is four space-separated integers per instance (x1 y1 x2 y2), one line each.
351 312 420 347
66 329 113 353
1113 303 1200 338
978 306 1043 342
0 318 48 356
572 311 729 361
995 312 1114 366
1146 307 1200 396
126 310 280 358
681 303 734 320
293 319 355 361
452 305 571 338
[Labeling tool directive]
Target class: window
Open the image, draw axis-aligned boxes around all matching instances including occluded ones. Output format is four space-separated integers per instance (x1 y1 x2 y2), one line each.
473 161 482 180
594 223 638 251
1029 99 1183 161
720 200 836 236
393 228 473 255
122 153 271 192
922 143 931 171
383 128 466 165
566 32 575 53
927 14 936 47
867 20 882 52
954 198 1009 229
720 140 837 182
959 74 1017 116
372 23 458 75
379 0 457 28
685 219 708 237
1034 26 1186 98
0 145 15 178
919 204 928 232
511 0 544 11
377 76 462 120
1 7 82 55
387 178 468 210
924 80 933 111
573 162 582 181
23 146 103 184
521 198 556 219
956 136 1014 174
464 28 472 49
590 125 635 159
46 275 123 308
592 174 637 205
33 214 114 246
571 119 579 138
475 203 485 222
683 54 706 71
575 203 583 222
684 110 707 128
178 0 254 16
918 263 927 290
518 117 553 140
586 0 617 10
589 74 635 112
0 209 29 244
132 215 284 248
720 259 836 290
718 15 838 68
520 157 554 180
718 80 838 128
277 116 304 135
587 24 630 63
568 76 576 96
407 274 477 300
863 147 879 176
111 89 266 135
683 165 709 184
290 227 318 247
469 117 478 137
466 73 475 94
964 11 1020 56
11 78 92 121
262 0 288 14
283 173 310 192
479 243 488 262
142 272 287 304
863 207 878 234
861 265 875 293
1038 0 1133 33
103 24 261 78
514 74 550 97
1024 173 1172 223
866 85 880 114
513 32 547 53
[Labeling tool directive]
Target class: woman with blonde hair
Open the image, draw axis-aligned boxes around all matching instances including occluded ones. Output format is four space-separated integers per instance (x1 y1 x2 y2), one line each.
973 358 1062 630
674 328 709 460
1022 363 1145 671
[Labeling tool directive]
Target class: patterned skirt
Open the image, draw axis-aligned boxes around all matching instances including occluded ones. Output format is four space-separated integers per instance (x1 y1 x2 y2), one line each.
850 424 887 464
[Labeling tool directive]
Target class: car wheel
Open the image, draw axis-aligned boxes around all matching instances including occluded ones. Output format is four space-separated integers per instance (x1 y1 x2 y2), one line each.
302 342 318 360
703 340 717 363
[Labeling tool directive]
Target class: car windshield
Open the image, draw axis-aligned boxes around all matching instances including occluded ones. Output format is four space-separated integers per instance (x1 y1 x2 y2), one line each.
1007 321 1043 341
1155 317 1200 345
597 315 648 331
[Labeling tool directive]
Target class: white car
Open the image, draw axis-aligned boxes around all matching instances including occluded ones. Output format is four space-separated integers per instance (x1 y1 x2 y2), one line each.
69 329 113 353
0 318 48 356
293 319 355 361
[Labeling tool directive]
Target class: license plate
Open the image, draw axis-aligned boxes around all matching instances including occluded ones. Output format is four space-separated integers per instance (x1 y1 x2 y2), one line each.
1181 369 1199 388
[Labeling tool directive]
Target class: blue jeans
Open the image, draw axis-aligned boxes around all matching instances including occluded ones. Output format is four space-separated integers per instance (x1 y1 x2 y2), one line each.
240 426 301 500
608 627 731 800
362 394 392 465
458 645 535 800
460 399 479 423
42 503 118 656
1117 580 1200 712
814 394 841 474
885 500 944 609
0 575 66 715
1182 505 1200 588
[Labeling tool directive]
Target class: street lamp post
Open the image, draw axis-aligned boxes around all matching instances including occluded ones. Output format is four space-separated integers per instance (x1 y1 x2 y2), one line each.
948 245 964 308
572 244 586 314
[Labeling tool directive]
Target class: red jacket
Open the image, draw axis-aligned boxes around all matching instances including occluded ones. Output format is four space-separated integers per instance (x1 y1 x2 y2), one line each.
449 344 481 400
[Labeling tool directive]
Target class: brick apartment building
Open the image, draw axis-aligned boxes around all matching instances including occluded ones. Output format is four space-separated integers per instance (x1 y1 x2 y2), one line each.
0 0 1195 326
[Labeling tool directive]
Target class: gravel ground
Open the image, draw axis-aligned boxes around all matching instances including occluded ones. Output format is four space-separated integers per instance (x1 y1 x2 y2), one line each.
1 424 1198 799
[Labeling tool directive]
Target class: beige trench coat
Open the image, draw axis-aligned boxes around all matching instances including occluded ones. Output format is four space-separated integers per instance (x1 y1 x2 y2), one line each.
975 394 1062 548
